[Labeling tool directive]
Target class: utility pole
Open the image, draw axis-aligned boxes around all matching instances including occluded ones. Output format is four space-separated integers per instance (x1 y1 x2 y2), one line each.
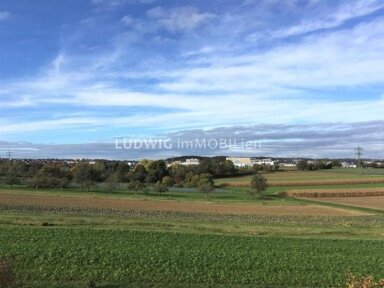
6 148 12 160
355 143 363 169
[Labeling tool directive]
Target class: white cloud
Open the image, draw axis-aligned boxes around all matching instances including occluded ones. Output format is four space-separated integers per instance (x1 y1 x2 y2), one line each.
0 96 35 108
2 15 384 136
0 11 10 21
121 15 135 26
2 120 383 159
267 0 384 39
2 0 384 143
91 0 124 6
147 6 215 32
182 46 215 57
158 18 384 93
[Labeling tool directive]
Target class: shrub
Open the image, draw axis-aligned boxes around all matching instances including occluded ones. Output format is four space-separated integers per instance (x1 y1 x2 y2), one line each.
155 181 168 194
198 183 213 198
249 173 268 197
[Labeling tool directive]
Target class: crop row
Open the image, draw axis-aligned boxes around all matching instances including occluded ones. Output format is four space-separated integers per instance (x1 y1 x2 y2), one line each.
1 203 384 227
1 227 384 287
285 187 384 198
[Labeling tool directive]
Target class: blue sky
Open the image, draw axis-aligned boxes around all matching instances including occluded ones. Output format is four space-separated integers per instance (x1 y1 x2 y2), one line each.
0 0 384 159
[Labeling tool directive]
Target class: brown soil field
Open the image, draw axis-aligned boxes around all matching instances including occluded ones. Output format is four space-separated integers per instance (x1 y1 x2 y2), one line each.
286 187 384 198
314 196 384 210
0 193 369 216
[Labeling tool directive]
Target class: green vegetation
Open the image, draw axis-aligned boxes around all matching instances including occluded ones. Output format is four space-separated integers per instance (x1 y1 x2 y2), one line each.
249 173 268 197
1 227 384 287
1 164 384 287
215 168 384 186
0 157 243 193
1 204 384 238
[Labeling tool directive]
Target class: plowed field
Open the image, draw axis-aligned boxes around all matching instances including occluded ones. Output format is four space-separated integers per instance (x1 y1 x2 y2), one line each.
0 193 369 216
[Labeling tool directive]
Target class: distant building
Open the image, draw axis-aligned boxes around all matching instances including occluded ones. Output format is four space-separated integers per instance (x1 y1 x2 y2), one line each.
279 162 296 167
226 157 252 167
341 161 357 168
126 161 138 167
252 158 275 166
227 157 277 167
169 158 200 166
183 158 200 165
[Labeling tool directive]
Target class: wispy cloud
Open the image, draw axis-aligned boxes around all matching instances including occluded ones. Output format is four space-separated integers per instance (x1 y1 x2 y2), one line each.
91 0 125 7
1 121 383 159
0 11 10 21
1 15 384 137
147 6 215 32
157 18 384 94
1 0 384 158
267 0 384 39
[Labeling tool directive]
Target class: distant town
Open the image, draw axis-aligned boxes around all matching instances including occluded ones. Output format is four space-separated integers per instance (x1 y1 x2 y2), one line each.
2 155 383 169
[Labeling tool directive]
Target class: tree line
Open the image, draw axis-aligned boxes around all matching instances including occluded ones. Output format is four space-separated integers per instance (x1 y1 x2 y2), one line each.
0 158 261 196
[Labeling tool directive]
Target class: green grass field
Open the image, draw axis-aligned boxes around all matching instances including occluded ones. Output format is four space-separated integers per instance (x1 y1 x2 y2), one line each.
215 168 384 185
1 168 384 287
1 225 384 287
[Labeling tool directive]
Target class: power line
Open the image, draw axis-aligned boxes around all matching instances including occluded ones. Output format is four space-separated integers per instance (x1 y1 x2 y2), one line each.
5 148 13 160
355 143 363 168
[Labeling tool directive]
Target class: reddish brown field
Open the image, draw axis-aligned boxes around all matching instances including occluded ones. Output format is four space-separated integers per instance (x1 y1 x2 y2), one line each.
315 196 384 210
286 187 384 198
0 193 369 216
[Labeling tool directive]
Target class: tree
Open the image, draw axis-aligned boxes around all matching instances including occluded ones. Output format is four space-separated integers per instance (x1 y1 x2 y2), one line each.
184 172 201 188
146 160 167 183
3 175 20 189
262 164 273 173
197 173 214 198
127 180 144 195
198 182 213 198
223 160 236 176
27 162 71 190
161 176 174 187
130 164 147 183
106 172 119 193
27 161 44 178
297 160 308 171
155 181 168 195
249 173 268 198
331 160 342 168
72 162 97 192
115 161 130 182
140 159 153 171
3 168 20 189
252 164 263 173
167 164 187 186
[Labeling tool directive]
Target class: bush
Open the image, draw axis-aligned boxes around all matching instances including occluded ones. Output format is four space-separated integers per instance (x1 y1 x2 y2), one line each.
161 176 174 187
198 183 213 198
155 181 168 194
249 173 268 198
